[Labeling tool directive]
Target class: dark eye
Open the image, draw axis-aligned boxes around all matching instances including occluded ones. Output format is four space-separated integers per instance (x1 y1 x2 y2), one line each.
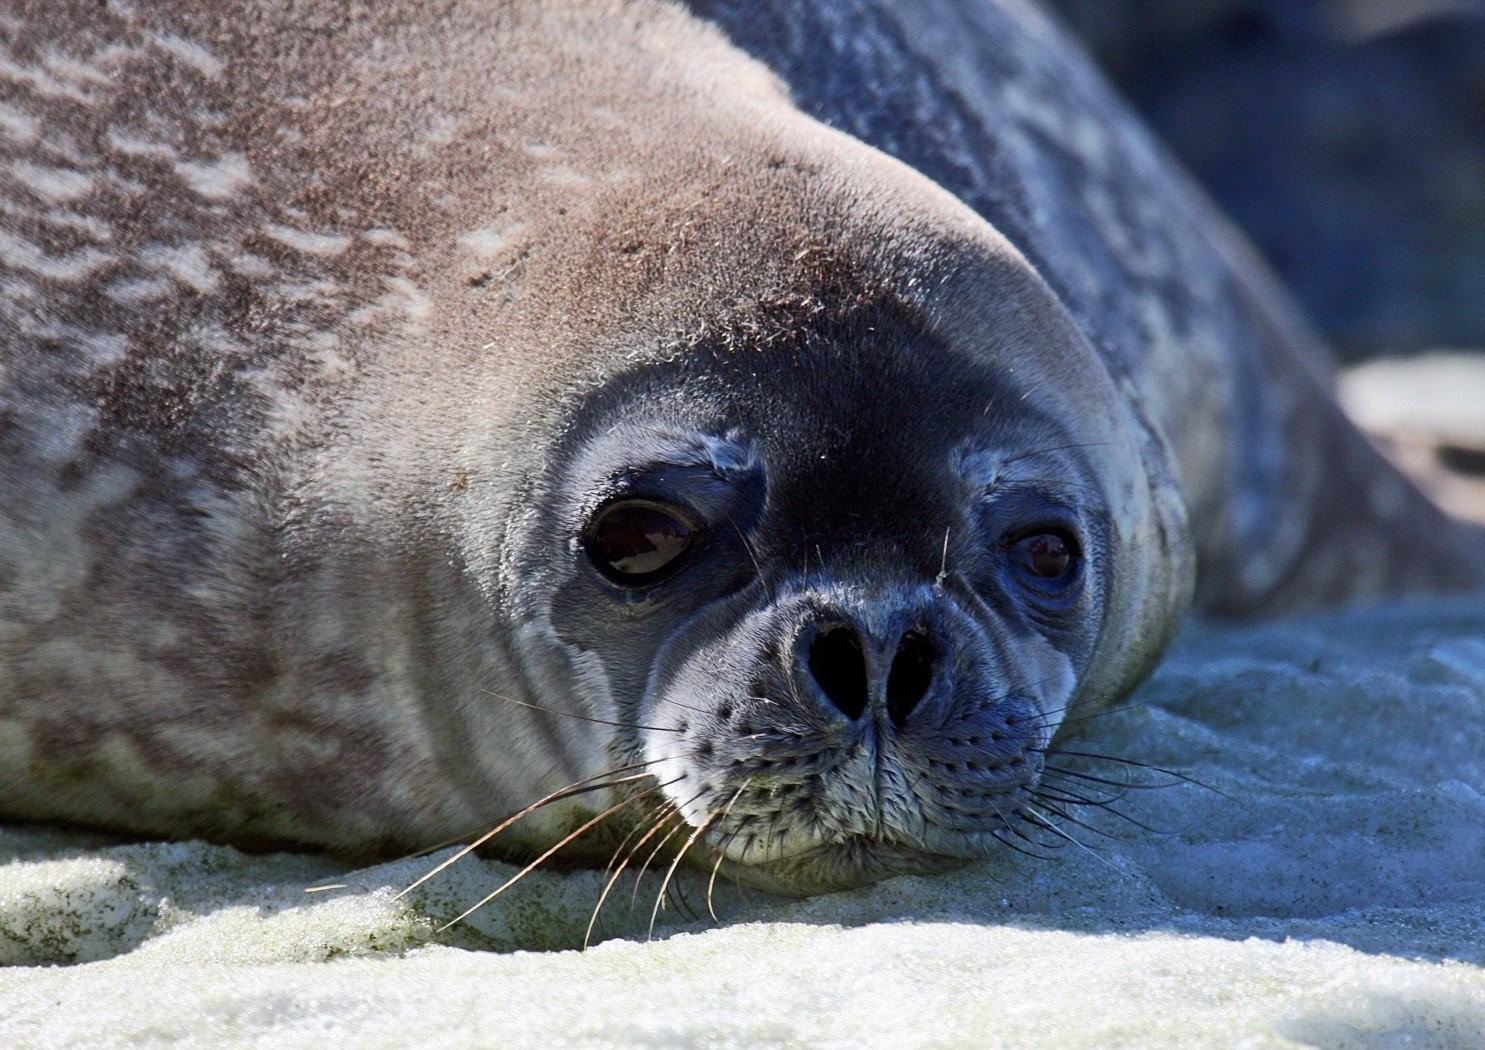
584 499 700 586
1008 530 1079 585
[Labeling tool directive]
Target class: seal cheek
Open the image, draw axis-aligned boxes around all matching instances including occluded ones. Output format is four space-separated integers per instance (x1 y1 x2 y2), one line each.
632 596 789 816
996 634 1079 743
880 623 1075 856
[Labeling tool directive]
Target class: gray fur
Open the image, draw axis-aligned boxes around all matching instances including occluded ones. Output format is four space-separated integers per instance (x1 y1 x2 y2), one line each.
1 0 1478 889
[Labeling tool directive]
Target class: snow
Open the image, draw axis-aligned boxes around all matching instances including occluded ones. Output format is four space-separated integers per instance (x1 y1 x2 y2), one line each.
3 596 1484 1047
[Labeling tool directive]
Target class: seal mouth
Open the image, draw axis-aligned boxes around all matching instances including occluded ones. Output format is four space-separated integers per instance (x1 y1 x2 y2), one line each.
683 765 1041 896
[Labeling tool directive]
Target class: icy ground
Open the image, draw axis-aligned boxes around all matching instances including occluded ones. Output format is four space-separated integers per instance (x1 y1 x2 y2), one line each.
2 596 1483 1048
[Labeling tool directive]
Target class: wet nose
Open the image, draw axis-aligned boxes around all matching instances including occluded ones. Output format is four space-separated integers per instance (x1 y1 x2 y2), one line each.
803 621 941 728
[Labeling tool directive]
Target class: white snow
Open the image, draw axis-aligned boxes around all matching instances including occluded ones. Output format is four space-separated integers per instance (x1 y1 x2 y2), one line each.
2 596 1483 1047
1341 353 1485 451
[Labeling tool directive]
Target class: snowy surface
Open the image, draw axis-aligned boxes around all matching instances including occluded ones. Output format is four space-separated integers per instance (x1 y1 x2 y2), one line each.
1341 353 1485 451
1339 353 1485 525
3 597 1484 1048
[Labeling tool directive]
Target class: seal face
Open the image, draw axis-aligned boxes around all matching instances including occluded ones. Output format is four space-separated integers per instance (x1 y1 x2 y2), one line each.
511 300 1125 891
1 0 1480 895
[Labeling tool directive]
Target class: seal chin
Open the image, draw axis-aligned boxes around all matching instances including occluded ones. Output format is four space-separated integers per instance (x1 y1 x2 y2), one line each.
715 837 971 896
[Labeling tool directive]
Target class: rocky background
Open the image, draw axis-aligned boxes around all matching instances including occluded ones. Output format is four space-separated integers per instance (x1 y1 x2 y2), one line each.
1045 0 1485 360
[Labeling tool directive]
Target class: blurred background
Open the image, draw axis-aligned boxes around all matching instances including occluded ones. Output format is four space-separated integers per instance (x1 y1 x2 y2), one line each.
1046 0 1484 360
1044 0 1485 521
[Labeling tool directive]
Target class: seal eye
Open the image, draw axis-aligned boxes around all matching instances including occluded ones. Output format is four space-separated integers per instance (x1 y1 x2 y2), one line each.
584 499 700 586
1009 530 1079 585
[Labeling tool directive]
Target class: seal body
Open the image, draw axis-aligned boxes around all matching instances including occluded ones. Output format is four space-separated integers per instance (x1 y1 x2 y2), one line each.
1 0 1479 888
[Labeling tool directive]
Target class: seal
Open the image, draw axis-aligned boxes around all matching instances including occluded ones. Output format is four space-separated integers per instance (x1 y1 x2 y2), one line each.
2 0 1481 895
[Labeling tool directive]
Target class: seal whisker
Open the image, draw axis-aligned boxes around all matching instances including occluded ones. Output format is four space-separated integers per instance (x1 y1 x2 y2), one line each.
1017 806 1131 879
704 778 756 923
1034 777 1132 808
706 831 741 924
648 811 722 940
602 806 663 883
989 825 1058 862
1025 798 1122 844
1035 779 1167 834
588 801 709 950
307 833 474 893
1000 807 1066 853
583 799 683 949
1041 764 1173 792
732 833 762 896
481 690 683 733
995 442 1113 469
1037 750 1238 802
437 779 678 933
629 804 700 912
983 798 1039 851
395 761 662 901
666 867 702 923
729 516 775 602
1023 698 1159 732
653 696 712 716
1039 749 1187 776
715 826 758 906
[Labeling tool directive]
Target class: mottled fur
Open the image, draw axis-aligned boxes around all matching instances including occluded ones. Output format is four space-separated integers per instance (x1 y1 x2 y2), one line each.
1 1 1477 876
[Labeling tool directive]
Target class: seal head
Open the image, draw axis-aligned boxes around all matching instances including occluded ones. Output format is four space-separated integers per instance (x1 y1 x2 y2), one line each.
500 170 1190 892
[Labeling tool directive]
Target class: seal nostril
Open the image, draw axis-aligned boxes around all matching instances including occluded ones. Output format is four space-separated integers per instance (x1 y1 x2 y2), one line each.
887 629 937 728
807 625 869 720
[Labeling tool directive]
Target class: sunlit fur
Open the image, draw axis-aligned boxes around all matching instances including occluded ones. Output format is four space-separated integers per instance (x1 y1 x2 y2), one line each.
3 0 1478 918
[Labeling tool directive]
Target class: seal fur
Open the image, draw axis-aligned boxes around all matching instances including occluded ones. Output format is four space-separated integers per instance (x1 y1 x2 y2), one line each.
1 0 1480 892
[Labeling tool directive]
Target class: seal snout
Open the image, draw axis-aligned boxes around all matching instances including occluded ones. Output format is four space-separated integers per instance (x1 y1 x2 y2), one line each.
642 583 1057 891
799 615 942 729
